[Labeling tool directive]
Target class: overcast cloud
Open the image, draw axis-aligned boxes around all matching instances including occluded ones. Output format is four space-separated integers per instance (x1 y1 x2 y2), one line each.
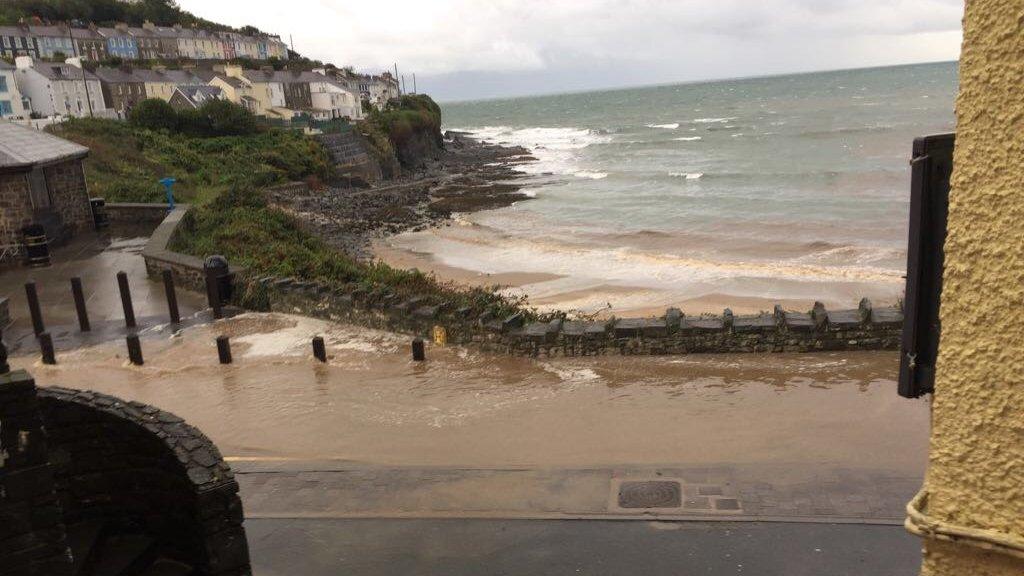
176 0 964 101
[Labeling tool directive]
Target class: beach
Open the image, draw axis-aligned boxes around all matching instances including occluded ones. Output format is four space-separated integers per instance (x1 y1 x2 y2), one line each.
371 62 958 316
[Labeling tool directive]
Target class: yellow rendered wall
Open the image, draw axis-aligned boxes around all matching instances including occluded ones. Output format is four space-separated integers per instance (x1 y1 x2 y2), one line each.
921 1 1024 574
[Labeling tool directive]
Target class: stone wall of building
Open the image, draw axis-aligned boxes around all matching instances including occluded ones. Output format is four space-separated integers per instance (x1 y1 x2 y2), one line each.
43 160 92 236
0 173 34 252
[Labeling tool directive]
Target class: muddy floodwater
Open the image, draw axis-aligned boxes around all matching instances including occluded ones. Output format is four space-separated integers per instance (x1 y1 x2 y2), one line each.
9 313 929 473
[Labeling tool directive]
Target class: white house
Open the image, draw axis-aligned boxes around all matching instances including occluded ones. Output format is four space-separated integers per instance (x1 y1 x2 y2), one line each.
309 69 362 120
14 57 107 119
0 60 29 119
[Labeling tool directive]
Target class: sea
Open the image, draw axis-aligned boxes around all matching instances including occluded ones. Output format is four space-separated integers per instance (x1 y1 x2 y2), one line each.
385 61 959 315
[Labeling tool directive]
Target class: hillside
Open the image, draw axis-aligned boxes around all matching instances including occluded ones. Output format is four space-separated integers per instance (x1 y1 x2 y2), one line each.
0 0 253 34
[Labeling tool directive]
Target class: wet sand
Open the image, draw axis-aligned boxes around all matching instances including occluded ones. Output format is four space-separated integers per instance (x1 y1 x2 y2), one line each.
374 238 814 315
9 312 930 473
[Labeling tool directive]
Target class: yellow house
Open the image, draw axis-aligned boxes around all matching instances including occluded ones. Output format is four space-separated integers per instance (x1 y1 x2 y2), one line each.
206 65 288 117
134 68 205 101
907 2 1024 575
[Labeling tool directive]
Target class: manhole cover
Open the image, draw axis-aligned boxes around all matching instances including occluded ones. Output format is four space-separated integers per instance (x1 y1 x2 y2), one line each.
618 481 682 509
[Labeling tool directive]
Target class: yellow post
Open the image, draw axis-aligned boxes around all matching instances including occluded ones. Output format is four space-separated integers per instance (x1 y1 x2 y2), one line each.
911 2 1024 574
432 325 448 347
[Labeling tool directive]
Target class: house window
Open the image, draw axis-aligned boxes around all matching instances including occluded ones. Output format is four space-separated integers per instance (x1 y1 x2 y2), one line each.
0 100 12 116
0 76 7 93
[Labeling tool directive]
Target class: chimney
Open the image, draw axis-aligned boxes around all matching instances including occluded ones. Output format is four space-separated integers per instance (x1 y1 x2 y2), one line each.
119 62 132 74
260 65 274 73
173 24 182 31
15 56 34 70
143 20 156 32
153 65 167 73
64 57 82 69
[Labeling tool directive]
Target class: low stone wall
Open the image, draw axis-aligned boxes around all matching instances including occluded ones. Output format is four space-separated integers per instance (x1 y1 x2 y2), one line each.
140 204 246 295
104 202 174 224
0 370 73 576
246 275 903 356
38 387 250 575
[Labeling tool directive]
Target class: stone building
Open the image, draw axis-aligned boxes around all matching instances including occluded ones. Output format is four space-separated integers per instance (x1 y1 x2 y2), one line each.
94 65 147 115
0 122 91 253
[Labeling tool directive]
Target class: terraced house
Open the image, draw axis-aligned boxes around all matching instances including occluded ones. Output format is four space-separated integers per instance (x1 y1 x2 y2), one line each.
0 60 29 119
97 25 139 59
70 27 107 61
0 25 40 59
94 66 146 115
14 57 107 118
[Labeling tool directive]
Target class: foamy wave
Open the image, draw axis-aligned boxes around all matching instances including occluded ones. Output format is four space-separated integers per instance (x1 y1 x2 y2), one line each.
521 188 539 198
575 171 608 180
670 172 704 180
693 117 738 124
647 123 680 129
673 136 702 142
452 125 612 178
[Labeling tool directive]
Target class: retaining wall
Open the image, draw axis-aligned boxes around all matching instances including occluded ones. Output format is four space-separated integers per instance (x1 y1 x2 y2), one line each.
248 275 903 356
104 202 174 224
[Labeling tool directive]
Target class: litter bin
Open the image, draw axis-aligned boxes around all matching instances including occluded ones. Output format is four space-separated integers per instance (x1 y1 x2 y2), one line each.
21 224 50 268
204 255 233 308
90 197 109 230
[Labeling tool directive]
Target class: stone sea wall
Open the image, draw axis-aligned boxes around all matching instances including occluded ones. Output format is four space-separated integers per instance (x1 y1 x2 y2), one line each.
245 275 903 356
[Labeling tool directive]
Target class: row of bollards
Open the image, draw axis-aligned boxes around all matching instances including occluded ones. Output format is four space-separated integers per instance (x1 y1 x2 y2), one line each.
23 270 184 367
207 335 427 365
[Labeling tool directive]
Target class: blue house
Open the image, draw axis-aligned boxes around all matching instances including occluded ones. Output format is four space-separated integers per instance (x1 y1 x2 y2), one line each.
97 27 139 59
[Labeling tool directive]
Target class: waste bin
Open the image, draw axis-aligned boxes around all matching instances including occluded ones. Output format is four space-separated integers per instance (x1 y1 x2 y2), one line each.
21 224 50 268
204 255 233 308
90 197 109 230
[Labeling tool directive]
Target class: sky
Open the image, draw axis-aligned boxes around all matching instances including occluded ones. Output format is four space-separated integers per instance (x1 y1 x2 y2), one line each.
175 0 964 102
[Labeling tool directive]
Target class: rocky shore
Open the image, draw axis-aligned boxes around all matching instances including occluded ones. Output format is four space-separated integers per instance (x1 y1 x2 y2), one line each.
268 131 535 259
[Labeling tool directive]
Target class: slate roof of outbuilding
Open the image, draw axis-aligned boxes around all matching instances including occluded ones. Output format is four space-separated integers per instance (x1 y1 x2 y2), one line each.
0 122 89 170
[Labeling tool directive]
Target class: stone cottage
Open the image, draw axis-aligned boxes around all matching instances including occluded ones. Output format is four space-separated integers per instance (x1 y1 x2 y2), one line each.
0 122 91 256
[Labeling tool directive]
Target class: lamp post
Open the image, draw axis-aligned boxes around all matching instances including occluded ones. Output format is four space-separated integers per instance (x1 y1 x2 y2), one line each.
159 177 177 210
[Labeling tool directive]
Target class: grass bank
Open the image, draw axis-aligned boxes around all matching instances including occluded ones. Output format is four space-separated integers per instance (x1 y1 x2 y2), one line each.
52 115 526 320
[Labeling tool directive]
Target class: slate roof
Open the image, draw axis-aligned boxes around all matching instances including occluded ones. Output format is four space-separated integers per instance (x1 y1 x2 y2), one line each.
0 122 89 171
93 67 142 84
177 84 224 103
132 69 204 84
28 63 100 82
0 60 13 70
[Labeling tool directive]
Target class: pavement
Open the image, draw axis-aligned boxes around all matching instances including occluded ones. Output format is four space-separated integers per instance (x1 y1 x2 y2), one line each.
246 518 921 576
0 225 206 356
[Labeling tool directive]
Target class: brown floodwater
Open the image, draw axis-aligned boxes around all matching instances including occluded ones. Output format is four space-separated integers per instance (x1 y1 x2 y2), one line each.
9 313 930 473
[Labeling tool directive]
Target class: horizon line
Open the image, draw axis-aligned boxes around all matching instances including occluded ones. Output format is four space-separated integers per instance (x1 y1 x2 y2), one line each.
434 59 959 105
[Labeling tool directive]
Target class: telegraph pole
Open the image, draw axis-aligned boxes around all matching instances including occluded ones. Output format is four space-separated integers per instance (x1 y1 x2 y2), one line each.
413 73 417 94
394 63 400 95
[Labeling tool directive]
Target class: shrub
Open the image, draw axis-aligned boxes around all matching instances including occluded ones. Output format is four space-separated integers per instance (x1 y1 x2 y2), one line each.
189 99 261 137
129 98 179 131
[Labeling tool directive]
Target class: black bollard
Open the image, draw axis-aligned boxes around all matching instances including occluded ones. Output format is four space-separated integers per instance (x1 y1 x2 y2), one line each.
117 271 136 329
70 277 90 332
126 334 143 365
216 335 232 364
205 274 223 320
412 337 425 362
312 336 327 363
162 269 181 324
39 331 56 365
24 281 45 336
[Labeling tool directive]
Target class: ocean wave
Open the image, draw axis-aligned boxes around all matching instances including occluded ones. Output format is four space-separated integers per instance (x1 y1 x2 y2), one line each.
693 117 738 124
647 123 680 129
575 171 609 180
669 172 704 180
673 136 702 142
452 125 612 178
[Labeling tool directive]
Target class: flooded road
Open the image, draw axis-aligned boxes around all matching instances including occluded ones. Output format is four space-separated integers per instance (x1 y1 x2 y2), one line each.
9 313 929 473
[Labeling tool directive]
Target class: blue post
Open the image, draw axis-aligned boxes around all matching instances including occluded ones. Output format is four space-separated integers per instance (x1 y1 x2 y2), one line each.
160 177 177 210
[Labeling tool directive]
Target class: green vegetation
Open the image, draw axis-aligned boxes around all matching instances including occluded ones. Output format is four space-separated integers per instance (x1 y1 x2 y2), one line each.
172 185 524 316
51 112 526 320
1 0 237 31
364 94 443 150
50 116 331 204
130 98 260 137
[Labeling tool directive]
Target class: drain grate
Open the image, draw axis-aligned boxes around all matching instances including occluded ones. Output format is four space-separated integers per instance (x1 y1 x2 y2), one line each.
618 481 682 509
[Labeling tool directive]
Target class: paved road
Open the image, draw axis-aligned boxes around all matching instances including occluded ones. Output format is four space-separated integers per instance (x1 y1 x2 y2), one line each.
246 518 922 576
